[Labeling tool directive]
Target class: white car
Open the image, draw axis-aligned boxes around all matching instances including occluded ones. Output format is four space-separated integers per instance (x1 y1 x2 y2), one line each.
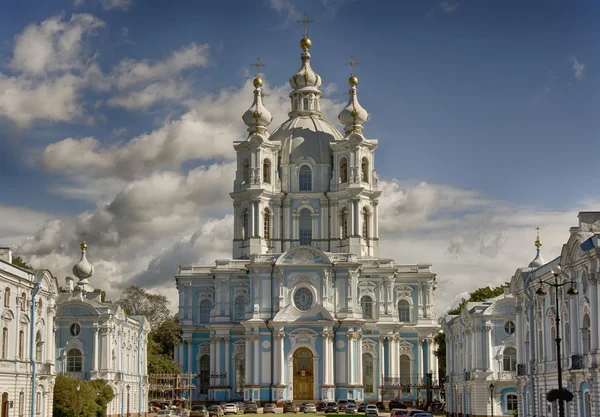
365 405 378 416
304 404 316 414
223 404 238 414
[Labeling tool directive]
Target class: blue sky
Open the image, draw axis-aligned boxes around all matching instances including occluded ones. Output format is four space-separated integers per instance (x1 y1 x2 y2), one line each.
0 0 598 310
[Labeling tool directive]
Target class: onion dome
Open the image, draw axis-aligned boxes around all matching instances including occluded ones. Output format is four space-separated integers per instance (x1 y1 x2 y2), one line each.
289 36 322 91
242 72 273 136
73 237 94 279
528 228 547 268
338 71 370 135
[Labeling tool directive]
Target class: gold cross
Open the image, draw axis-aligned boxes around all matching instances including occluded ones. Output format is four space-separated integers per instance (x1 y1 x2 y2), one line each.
297 13 314 37
535 226 540 238
250 57 264 76
79 229 88 239
345 56 360 76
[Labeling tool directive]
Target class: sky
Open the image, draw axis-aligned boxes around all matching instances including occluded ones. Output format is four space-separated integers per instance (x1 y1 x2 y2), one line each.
0 0 598 314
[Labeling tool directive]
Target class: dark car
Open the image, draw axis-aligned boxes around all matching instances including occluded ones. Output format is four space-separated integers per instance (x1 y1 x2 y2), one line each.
390 410 409 417
263 404 276 414
389 400 407 410
283 402 298 413
408 411 426 416
375 402 385 411
358 403 368 412
244 402 258 414
324 402 339 413
209 405 224 417
338 400 348 411
299 403 308 412
315 402 324 412
190 405 209 417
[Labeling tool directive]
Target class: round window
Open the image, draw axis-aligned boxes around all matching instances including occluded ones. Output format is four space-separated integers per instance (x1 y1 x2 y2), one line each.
70 323 81 337
294 288 313 312
505 321 515 335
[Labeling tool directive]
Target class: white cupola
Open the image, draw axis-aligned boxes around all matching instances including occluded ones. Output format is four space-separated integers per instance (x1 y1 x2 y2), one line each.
338 64 370 135
242 65 273 136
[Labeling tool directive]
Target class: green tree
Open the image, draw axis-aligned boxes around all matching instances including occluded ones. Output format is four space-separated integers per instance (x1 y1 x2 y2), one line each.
433 332 446 378
53 375 114 417
12 255 32 270
118 286 170 329
447 284 508 315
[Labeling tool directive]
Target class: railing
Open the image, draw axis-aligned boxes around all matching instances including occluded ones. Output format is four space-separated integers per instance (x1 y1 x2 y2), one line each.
517 364 527 376
464 371 471 381
570 354 589 370
497 371 516 380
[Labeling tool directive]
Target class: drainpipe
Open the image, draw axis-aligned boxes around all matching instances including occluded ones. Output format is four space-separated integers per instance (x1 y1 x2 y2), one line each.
137 322 144 417
121 317 129 417
29 280 41 417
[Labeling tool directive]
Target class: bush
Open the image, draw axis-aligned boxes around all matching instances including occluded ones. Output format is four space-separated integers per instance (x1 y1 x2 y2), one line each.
54 375 115 417
546 388 574 403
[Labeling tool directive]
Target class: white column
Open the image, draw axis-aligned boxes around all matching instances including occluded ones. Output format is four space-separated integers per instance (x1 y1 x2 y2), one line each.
373 201 379 238
186 284 192 320
357 335 363 384
179 343 185 370
256 202 263 237
250 201 256 238
349 200 355 236
224 337 231 384
92 326 99 371
417 338 423 382
348 334 354 384
245 336 251 384
278 333 285 385
379 337 385 379
187 340 193 373
253 335 259 385
215 337 221 374
486 325 493 370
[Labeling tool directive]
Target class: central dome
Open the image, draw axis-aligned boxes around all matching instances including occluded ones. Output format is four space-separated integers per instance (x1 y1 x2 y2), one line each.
269 115 343 165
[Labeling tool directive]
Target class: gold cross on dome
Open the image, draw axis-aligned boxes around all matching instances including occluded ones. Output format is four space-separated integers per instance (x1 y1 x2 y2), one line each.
297 13 314 37
250 57 264 76
345 56 360 76
79 229 88 239
535 226 540 238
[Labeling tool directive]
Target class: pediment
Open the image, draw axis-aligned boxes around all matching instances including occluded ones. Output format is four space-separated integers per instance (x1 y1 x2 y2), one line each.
272 304 334 323
277 247 331 266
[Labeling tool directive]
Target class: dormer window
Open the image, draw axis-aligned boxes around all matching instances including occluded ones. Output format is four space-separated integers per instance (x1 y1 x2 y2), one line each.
303 98 309 110
340 157 348 183
263 159 271 184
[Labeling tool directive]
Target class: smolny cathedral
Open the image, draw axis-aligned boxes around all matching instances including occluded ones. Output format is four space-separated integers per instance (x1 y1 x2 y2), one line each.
175 25 440 404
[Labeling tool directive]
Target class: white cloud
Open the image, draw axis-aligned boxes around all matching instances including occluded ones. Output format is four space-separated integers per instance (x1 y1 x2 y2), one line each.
570 56 585 81
0 204 55 246
106 79 192 110
101 0 134 11
429 1 460 17
268 0 302 28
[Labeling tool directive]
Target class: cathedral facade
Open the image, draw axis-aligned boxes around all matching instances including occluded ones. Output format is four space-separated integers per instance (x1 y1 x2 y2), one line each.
175 31 440 403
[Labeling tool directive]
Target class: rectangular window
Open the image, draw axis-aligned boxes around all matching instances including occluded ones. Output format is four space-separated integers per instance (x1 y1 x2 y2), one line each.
18 330 24 360
19 391 24 417
1 327 7 359
36 392 41 414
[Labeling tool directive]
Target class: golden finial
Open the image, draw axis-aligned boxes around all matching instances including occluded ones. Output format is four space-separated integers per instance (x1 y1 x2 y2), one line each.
345 56 360 86
250 57 264 88
535 227 542 248
297 13 314 49
78 229 88 250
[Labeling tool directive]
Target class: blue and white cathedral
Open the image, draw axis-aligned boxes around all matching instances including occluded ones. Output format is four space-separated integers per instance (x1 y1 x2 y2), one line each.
175 29 440 404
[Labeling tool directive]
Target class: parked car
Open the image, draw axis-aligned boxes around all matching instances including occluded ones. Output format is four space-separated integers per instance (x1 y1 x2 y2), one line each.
315 402 324 412
209 406 224 417
408 411 426 416
220 403 227 410
365 405 379 416
412 414 433 417
263 403 276 413
236 403 246 413
389 400 407 410
283 402 299 413
191 406 209 417
337 400 348 411
358 403 368 412
324 402 339 413
299 403 308 412
244 402 257 414
157 411 177 416
390 410 409 416
375 402 385 411
174 408 188 417
304 404 316 414
346 404 358 414
223 404 238 415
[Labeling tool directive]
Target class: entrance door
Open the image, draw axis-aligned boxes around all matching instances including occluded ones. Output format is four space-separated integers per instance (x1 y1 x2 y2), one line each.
1 393 8 417
293 348 314 400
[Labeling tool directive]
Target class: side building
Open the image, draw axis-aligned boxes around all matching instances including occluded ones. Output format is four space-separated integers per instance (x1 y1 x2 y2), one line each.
0 247 59 417
442 289 518 417
510 212 600 417
55 238 151 417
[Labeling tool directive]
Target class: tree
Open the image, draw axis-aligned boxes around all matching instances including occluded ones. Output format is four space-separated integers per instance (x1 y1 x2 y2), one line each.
53 375 114 417
12 255 32 270
447 284 508 315
433 332 446 378
118 286 170 329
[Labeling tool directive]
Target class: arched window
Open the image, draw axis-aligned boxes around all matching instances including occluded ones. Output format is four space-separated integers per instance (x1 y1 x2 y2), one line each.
339 157 348 183
398 300 410 322
303 97 309 110
67 349 82 372
299 208 312 246
242 209 250 240
399 355 411 392
263 159 271 184
35 391 41 414
584 391 592 417
582 314 591 354
234 297 247 321
3 287 9 307
340 208 348 239
361 157 369 183
506 394 518 411
362 353 374 393
361 296 373 319
199 300 211 324
242 158 250 184
235 353 245 393
20 292 26 311
503 347 517 371
362 207 369 239
18 330 24 359
199 354 210 394
1 327 8 359
299 166 312 191
35 331 43 362
264 208 271 239
19 392 24 416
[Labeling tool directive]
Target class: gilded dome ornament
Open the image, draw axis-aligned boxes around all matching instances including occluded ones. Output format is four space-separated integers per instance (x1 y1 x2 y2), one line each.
338 56 370 135
242 57 273 135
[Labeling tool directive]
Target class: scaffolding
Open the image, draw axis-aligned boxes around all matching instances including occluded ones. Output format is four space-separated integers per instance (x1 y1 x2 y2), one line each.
148 374 196 409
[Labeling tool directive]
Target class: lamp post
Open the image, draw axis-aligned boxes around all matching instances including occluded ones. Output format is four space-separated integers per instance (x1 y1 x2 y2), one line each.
488 383 494 417
535 265 578 417
76 384 81 417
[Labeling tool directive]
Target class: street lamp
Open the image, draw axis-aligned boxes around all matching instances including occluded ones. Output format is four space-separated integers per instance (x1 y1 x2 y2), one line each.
535 264 578 417
489 383 494 417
